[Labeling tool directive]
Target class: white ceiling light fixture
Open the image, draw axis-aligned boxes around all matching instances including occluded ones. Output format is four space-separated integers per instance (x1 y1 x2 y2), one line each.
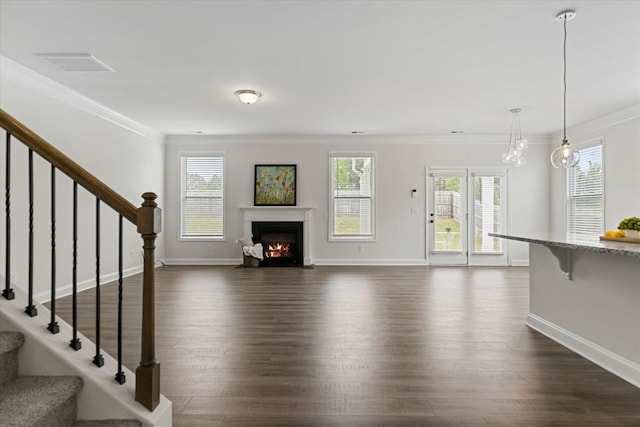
501 108 529 168
550 10 580 169
235 89 261 105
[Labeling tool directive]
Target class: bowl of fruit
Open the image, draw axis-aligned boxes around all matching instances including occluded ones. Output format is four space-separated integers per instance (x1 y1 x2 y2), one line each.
604 229 626 238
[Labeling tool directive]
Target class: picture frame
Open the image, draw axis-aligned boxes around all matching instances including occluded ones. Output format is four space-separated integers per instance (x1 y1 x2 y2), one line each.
254 164 297 206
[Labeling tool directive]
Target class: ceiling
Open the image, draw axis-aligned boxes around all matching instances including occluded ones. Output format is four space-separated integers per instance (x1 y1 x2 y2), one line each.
1 0 639 137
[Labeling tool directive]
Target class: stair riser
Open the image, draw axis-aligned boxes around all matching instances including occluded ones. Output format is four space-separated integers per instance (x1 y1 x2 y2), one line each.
0 349 19 384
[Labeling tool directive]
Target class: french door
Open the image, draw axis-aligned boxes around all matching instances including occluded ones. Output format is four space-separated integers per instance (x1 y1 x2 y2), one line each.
428 168 509 266
428 170 468 265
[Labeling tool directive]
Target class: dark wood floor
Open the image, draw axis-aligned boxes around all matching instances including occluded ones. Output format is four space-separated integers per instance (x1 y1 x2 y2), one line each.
53 265 640 426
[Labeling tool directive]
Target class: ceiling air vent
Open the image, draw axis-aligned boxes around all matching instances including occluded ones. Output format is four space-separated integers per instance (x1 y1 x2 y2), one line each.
37 53 115 72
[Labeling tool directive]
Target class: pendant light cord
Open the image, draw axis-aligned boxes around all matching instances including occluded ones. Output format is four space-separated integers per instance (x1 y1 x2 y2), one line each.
563 16 567 142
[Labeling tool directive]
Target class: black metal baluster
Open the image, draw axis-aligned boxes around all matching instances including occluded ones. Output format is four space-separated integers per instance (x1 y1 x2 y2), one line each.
115 215 125 385
47 165 59 334
93 198 104 367
69 182 81 350
3 133 14 300
25 149 37 317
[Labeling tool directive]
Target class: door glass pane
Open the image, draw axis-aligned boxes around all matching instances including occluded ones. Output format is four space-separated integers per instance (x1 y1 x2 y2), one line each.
433 176 462 252
473 176 503 253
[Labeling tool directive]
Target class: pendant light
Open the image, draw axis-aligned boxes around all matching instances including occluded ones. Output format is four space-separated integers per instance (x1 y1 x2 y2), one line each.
550 10 580 169
502 108 528 168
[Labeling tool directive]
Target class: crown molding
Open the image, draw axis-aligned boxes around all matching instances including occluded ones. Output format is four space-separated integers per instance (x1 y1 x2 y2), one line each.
165 133 551 146
0 55 165 143
550 104 640 142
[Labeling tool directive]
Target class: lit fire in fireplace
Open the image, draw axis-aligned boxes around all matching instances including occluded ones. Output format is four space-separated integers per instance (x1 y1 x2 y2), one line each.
266 242 290 258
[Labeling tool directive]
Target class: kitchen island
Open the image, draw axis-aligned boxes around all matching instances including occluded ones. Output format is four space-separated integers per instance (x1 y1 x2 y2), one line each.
490 232 640 388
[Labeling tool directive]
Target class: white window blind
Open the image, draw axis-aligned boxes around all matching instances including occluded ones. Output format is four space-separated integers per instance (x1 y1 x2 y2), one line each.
566 143 603 236
180 156 224 238
330 155 375 239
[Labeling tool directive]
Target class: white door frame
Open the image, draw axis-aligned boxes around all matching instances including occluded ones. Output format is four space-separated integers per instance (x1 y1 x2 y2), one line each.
426 166 510 266
467 168 510 266
427 168 468 265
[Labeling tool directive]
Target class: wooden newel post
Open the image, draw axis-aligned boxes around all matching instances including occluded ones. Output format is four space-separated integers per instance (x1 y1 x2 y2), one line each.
135 192 161 411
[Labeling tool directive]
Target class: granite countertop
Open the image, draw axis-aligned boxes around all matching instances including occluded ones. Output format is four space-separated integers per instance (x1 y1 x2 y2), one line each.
489 232 640 258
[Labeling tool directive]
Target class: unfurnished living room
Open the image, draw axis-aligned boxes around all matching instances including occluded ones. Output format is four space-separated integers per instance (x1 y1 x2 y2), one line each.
1 1 640 426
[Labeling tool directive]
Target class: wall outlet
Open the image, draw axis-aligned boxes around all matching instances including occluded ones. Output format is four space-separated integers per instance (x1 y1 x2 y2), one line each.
10 273 17 285
357 245 364 253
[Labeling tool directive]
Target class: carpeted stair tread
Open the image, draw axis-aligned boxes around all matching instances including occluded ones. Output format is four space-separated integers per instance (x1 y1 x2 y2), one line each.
0 375 83 426
0 331 24 385
0 331 24 354
74 420 142 426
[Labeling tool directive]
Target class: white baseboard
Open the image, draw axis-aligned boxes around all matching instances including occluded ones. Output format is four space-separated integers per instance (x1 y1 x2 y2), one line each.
34 264 144 303
510 258 530 266
162 258 430 266
527 313 640 389
314 258 428 266
163 258 240 266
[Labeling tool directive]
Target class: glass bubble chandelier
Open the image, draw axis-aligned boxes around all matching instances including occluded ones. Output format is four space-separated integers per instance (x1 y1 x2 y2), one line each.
501 108 529 168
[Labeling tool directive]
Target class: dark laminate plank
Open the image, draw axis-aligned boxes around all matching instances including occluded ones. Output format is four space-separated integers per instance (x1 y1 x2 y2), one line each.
51 265 640 425
220 415 490 427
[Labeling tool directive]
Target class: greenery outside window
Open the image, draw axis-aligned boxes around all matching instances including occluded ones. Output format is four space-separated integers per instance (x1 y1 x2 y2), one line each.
566 140 603 236
330 154 375 240
180 155 225 239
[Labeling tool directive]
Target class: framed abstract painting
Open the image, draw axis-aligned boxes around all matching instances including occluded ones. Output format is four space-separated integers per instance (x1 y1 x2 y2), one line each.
254 164 297 206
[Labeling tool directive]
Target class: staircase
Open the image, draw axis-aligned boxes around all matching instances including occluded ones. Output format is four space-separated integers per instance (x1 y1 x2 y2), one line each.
1 109 171 424
0 331 141 426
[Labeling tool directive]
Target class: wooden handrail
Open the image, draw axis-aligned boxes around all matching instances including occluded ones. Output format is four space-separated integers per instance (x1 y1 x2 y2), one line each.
0 108 137 224
1 108 160 411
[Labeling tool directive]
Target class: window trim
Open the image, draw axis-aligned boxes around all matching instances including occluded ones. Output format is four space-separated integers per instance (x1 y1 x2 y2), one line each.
178 151 226 242
565 137 604 236
328 152 377 242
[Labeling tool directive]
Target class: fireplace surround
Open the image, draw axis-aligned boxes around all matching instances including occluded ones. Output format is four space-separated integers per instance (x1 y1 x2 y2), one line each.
240 206 313 266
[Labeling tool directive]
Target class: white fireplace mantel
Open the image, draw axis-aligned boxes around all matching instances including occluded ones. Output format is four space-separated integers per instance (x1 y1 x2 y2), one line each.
239 206 315 265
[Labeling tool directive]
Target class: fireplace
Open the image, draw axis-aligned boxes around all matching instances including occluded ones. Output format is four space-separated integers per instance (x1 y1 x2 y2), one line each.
241 206 313 266
252 221 303 267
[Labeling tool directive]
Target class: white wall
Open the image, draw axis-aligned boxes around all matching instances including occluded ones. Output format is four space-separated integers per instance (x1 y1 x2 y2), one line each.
0 67 166 301
165 135 551 265
550 105 640 233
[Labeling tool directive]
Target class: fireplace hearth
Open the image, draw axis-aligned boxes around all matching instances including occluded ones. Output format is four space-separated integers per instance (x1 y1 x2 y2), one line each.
252 221 303 267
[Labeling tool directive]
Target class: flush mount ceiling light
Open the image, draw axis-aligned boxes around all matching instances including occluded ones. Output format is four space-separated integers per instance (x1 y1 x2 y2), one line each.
550 10 580 169
501 108 529 168
235 89 261 105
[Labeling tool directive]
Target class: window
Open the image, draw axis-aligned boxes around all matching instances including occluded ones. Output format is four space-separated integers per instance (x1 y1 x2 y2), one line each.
180 155 224 239
566 141 603 236
330 154 375 240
